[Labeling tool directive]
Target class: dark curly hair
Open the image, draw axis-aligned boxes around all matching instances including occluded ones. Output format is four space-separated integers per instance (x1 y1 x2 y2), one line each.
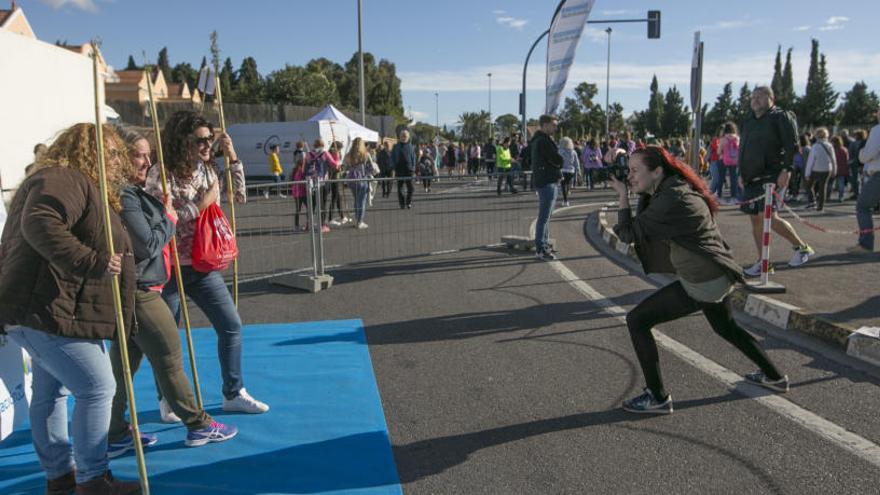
162 110 214 178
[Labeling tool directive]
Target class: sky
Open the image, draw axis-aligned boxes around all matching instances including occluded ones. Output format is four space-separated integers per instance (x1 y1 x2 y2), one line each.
16 0 880 128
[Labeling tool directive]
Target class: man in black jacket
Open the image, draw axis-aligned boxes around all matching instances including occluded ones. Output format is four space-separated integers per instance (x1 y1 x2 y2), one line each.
737 86 813 276
392 130 417 208
531 115 563 260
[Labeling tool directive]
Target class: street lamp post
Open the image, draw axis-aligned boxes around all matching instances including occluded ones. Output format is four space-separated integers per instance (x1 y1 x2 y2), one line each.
488 72 493 140
434 92 439 130
604 27 612 138
357 0 366 125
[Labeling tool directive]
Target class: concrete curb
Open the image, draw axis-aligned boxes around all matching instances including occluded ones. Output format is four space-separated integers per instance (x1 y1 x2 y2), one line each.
595 202 880 366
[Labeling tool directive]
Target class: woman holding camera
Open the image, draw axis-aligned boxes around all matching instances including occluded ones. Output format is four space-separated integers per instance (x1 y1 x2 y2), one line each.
611 146 788 414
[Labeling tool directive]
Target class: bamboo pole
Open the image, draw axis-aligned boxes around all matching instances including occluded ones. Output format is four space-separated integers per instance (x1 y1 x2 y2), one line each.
212 72 239 307
91 41 149 495
144 63 204 410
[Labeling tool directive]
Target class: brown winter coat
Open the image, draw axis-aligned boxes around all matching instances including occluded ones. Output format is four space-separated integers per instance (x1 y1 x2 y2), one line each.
0 167 136 339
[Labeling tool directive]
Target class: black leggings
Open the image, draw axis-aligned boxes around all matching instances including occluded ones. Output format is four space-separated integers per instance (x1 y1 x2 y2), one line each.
626 281 783 400
561 172 575 202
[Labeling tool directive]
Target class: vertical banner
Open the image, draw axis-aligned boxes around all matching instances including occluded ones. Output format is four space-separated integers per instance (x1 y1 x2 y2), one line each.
545 0 595 115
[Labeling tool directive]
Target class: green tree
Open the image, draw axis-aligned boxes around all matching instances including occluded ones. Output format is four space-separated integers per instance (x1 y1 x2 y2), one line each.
125 55 138 71
606 102 625 135
157 47 171 82
219 57 235 101
495 113 520 136
837 81 880 126
409 122 441 144
778 47 796 111
232 56 263 103
705 82 735 135
371 59 404 119
734 83 753 124
457 111 491 144
771 46 783 105
644 75 664 136
265 65 338 107
171 62 198 89
661 86 689 138
558 81 605 137
799 39 838 127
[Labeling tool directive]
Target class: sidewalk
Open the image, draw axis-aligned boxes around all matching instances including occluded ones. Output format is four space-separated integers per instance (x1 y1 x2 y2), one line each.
596 197 880 361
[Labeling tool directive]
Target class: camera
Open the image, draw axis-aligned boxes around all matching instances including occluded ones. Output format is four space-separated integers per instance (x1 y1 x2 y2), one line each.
596 154 629 183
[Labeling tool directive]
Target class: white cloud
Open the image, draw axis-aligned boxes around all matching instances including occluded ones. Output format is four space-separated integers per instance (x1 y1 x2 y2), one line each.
408 110 429 121
494 11 528 30
40 0 98 12
793 25 811 31
818 16 849 31
399 50 880 96
700 18 762 31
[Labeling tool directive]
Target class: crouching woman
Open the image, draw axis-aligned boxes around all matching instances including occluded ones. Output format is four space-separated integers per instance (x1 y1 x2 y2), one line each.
611 146 788 414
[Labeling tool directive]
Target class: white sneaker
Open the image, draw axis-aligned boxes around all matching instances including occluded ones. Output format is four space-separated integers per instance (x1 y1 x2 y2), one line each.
222 388 269 414
262 191 269 199
159 398 181 423
341 216 353 224
329 220 342 227
788 245 815 267
279 193 287 198
743 260 774 278
356 222 369 229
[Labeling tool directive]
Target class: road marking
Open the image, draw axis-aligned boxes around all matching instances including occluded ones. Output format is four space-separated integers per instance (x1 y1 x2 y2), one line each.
539 207 880 469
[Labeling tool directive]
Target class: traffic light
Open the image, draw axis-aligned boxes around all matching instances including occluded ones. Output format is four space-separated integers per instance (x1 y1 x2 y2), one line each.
647 10 661 39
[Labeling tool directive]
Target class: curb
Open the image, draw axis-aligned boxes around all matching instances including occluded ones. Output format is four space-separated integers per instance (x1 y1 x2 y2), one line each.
595 202 880 366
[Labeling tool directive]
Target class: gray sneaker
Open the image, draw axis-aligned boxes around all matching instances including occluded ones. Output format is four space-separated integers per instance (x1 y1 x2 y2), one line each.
744 371 789 393
622 389 673 414
535 249 557 261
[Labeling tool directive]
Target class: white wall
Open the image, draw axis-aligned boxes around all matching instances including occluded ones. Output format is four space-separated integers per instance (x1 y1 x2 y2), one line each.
0 29 104 200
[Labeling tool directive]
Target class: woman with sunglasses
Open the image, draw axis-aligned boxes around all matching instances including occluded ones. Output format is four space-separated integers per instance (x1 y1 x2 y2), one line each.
610 146 788 414
146 111 269 415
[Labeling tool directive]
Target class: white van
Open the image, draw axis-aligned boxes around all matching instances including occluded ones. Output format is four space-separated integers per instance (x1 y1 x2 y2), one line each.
227 121 351 181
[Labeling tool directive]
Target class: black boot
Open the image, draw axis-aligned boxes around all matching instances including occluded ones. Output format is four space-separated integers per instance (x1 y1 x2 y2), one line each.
75 471 141 495
46 471 76 495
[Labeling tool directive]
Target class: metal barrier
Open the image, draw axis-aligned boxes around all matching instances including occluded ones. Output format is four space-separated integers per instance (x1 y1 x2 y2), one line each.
222 174 540 291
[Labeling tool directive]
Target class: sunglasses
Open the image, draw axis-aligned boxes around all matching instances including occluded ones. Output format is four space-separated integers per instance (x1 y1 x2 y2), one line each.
193 134 215 146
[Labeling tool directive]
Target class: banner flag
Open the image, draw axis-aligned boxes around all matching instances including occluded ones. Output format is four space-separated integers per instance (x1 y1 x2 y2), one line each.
545 0 595 114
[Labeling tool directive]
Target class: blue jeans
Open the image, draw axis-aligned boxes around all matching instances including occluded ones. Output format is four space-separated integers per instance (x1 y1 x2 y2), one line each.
709 161 724 197
724 166 740 200
535 182 558 252
7 326 115 484
162 266 243 399
856 173 880 250
353 182 368 223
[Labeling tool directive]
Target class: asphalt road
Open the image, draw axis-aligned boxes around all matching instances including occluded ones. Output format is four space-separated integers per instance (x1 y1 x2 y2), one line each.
192 178 880 493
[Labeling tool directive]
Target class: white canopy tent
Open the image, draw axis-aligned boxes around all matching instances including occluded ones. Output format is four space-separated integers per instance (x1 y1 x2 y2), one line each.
308 104 379 143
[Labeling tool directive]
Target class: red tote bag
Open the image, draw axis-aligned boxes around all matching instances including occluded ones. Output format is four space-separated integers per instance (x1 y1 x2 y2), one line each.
191 203 238 272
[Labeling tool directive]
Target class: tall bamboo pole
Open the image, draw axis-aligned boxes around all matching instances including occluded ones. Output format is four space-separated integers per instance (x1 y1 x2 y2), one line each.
212 72 239 307
91 41 150 495
144 63 204 409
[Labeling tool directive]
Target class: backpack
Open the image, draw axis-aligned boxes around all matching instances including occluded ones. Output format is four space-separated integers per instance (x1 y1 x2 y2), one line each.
722 136 739 166
305 152 326 180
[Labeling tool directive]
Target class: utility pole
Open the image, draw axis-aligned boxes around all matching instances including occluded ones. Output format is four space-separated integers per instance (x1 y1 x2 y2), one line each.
357 0 366 125
488 72 493 139
605 27 612 138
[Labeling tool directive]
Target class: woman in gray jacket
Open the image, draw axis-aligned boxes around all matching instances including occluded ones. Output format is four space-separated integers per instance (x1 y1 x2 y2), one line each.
107 126 237 457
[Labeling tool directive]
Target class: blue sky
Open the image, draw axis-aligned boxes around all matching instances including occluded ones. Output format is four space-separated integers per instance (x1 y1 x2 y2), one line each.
19 0 880 127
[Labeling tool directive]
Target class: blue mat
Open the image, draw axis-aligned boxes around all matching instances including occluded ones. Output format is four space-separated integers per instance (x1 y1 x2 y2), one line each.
0 320 402 494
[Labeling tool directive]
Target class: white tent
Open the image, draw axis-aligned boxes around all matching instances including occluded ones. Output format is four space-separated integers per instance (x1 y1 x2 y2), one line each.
308 104 379 143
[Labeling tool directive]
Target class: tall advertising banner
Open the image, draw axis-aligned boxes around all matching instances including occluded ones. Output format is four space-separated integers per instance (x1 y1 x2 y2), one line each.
545 0 595 115
690 31 704 170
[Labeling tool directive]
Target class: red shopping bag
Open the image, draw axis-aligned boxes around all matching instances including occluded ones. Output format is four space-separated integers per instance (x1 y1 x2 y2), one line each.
191 203 238 272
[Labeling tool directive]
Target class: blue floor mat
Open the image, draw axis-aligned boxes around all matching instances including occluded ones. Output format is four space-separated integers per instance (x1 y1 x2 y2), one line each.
0 320 402 494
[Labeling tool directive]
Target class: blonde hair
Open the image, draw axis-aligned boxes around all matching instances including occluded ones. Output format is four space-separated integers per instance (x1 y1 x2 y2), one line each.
560 136 574 150
30 123 130 211
345 137 369 165
815 127 829 140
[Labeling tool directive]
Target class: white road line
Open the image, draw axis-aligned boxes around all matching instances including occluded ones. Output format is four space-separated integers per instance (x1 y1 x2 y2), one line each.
542 209 880 469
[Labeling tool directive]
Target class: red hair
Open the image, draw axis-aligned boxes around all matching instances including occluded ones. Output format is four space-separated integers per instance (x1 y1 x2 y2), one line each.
632 145 720 215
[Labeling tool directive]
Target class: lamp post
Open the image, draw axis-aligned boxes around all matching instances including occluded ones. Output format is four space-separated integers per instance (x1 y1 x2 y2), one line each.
488 72 493 139
604 27 612 138
434 92 439 130
357 0 366 125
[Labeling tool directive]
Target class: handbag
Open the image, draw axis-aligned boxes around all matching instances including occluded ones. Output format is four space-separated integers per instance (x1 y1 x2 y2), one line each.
191 202 239 272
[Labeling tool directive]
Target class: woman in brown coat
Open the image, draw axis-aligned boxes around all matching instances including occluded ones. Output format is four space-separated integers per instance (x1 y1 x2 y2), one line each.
0 124 141 494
